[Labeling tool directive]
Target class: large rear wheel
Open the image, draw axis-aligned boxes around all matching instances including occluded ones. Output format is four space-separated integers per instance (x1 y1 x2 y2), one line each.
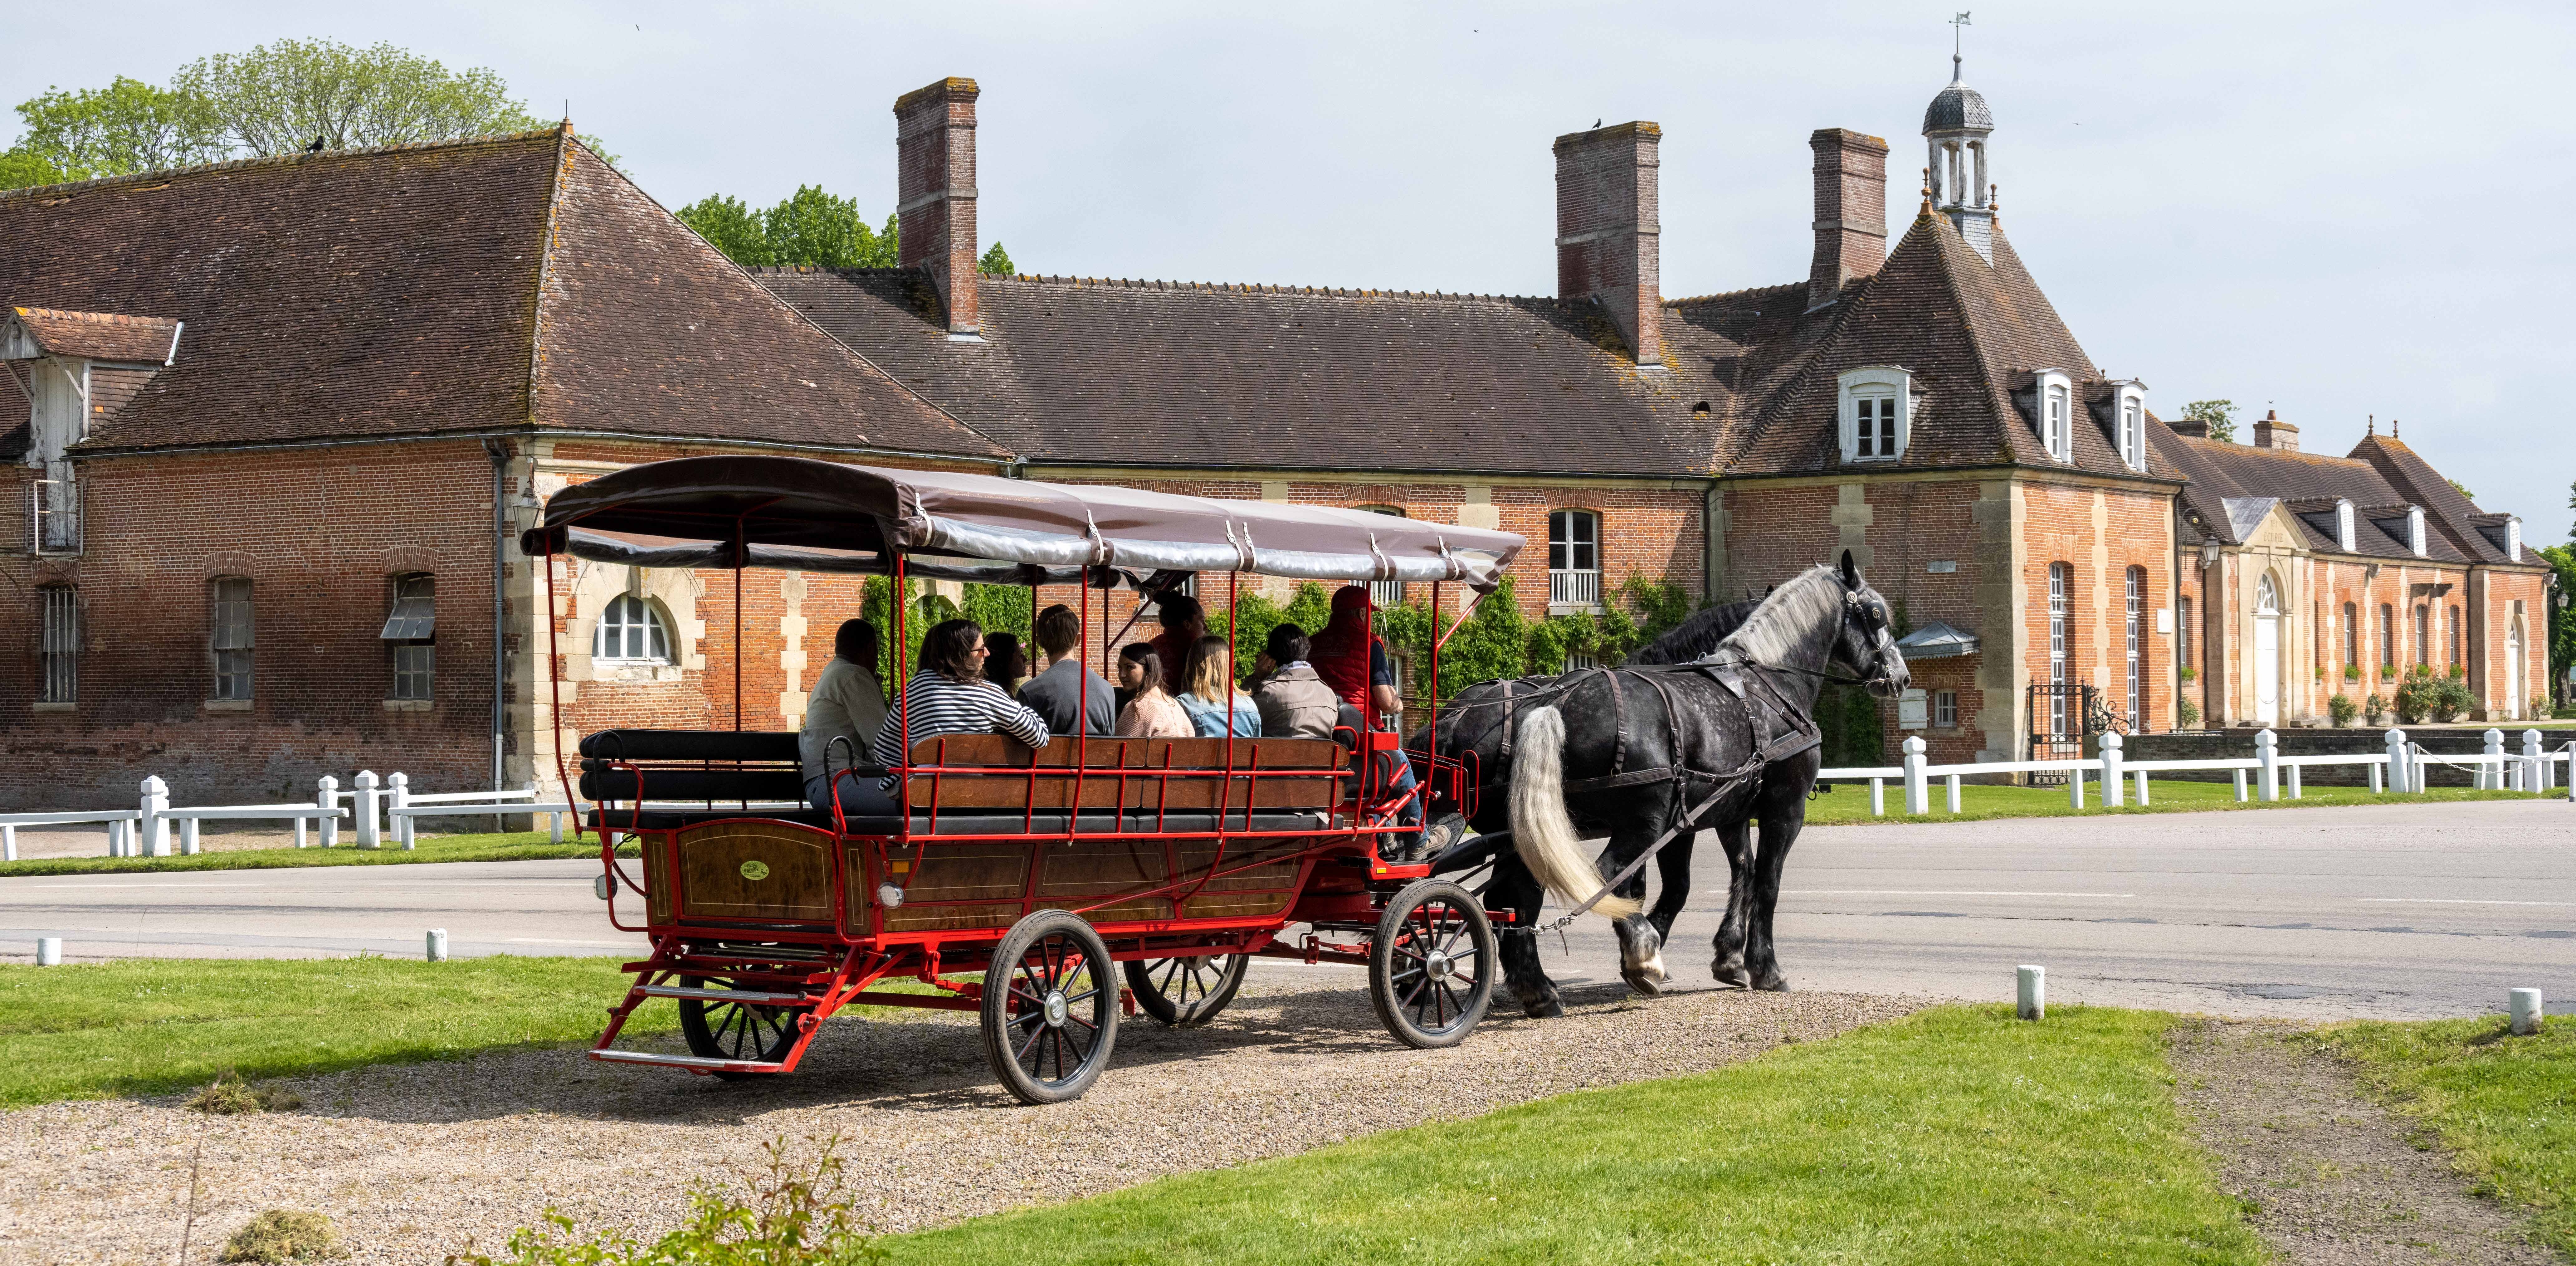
1367 879 1496 1049
981 910 1119 1104
1124 952 1250 1027
676 976 801 1079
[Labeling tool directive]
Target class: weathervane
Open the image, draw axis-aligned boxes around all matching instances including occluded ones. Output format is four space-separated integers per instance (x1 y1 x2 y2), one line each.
1951 11 1971 81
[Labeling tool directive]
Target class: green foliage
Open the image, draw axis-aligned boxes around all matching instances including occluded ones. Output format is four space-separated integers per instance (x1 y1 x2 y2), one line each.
977 241 1015 276
0 147 67 189
173 39 558 157
187 1067 302 1114
221 1209 342 1263
451 1137 883 1266
764 187 899 269
1814 683 1888 765
2179 399 2238 443
2542 543 2576 713
1206 583 1334 676
2343 662 2362 681
11 76 222 180
0 829 626 879
2178 665 2196 683
675 195 772 267
888 1006 2265 1265
2175 695 2201 729
2327 692 2359 726
1373 573 1702 702
2394 664 2438 724
2364 692 2389 725
2326 1014 2576 1254
856 576 1029 681
2447 477 2476 501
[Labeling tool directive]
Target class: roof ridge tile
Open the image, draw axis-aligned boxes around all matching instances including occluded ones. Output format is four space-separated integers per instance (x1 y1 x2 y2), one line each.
0 127 569 205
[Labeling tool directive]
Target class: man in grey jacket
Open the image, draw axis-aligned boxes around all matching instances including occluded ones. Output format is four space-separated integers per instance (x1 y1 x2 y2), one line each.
1249 624 1339 740
1016 604 1117 737
802 619 888 811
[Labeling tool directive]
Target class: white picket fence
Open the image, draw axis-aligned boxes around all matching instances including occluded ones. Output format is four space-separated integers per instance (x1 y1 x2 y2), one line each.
0 771 587 861
1816 727 2576 817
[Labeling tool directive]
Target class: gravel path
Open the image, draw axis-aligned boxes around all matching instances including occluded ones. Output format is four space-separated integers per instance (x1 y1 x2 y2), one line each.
0 982 1919 1265
2168 1018 2564 1265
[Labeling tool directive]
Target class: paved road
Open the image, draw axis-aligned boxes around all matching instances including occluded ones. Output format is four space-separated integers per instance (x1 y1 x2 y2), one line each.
3 801 2568 1021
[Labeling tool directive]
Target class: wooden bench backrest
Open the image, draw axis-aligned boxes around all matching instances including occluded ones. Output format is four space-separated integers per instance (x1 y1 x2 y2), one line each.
903 734 1344 810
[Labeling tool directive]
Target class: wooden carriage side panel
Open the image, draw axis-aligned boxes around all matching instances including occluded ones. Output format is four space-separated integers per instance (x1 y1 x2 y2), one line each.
644 835 676 925
675 822 836 923
1035 835 1169 896
869 840 1034 934
1171 835 1311 920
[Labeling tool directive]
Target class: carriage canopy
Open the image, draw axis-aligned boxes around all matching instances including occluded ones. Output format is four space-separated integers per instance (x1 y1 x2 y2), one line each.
524 455 1525 591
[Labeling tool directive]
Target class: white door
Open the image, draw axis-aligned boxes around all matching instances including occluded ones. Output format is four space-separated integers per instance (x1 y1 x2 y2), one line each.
2506 621 2525 720
2253 573 2281 726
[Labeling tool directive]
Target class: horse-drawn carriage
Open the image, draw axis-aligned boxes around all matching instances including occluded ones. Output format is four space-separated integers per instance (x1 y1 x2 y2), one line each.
527 457 1526 1103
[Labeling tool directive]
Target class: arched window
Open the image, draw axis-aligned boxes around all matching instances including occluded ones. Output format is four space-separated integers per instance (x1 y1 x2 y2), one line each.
2413 605 2430 666
2178 596 2194 674
1355 505 1407 609
2047 562 2070 736
595 594 673 664
2378 603 2395 671
1548 510 1601 607
2448 605 2461 669
2342 601 2358 669
2255 572 2280 615
2124 566 2144 728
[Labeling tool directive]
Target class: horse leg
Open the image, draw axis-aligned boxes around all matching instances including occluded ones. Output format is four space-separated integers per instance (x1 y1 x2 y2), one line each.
1600 813 1673 996
1487 853 1563 1018
1709 813 1754 988
1648 833 1694 946
1745 795 1808 993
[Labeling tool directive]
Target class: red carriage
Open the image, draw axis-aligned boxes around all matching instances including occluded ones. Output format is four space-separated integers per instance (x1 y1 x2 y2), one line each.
526 457 1525 1103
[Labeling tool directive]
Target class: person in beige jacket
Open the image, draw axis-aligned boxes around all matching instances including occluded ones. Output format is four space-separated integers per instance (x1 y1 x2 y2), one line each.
1249 624 1339 740
802 620 888 810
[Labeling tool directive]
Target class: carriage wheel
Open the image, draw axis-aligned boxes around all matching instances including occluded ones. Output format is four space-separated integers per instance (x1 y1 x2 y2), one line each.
676 975 802 1079
1123 952 1250 1028
981 910 1120 1105
1368 878 1496 1049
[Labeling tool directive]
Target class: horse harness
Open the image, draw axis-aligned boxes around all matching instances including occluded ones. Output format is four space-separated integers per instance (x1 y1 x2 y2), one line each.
1452 658 1819 802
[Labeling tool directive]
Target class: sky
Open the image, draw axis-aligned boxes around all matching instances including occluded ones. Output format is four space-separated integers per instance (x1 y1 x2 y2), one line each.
11 1 2573 536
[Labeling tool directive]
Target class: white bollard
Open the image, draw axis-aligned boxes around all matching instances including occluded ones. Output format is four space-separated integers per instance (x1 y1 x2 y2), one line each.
1945 773 1962 814
549 810 565 844
2017 965 2046 1020
2101 733 2126 808
426 928 449 962
139 775 171 857
2256 729 2279 802
2 824 14 863
2510 988 2544 1036
107 820 127 858
1868 777 1886 817
294 816 307 849
2482 728 2505 791
2287 761 2302 799
1903 737 1930 815
2415 744 2431 796
2385 728 2409 794
2068 764 2086 810
388 772 414 849
35 937 62 966
179 818 200 856
354 771 381 850
2523 730 2544 794
2369 759 2384 794
2134 766 2151 806
316 775 340 848
2232 768 2249 802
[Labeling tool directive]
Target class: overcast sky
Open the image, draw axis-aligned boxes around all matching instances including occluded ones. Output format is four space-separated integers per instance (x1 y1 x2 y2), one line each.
14 1 2572 534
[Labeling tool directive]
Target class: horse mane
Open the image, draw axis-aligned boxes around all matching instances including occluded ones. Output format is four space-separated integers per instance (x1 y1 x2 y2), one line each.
1629 597 1760 665
1719 566 1843 665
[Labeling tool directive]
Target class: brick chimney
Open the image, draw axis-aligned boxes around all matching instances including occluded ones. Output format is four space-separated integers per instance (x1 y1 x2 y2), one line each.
2252 409 2298 451
894 77 981 336
1807 129 1889 310
1554 121 1662 366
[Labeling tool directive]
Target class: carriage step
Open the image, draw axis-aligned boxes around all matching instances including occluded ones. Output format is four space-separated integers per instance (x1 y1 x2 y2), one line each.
632 984 814 1006
682 944 836 962
587 1049 786 1074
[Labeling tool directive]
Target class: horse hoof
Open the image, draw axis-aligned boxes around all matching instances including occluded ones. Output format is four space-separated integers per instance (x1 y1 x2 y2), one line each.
1753 973 1790 993
1621 968 1665 997
1525 996 1566 1018
1712 959 1751 989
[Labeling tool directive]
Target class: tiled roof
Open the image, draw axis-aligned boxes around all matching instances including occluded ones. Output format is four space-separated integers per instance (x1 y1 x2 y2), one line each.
2149 423 2482 563
2348 433 2515 564
7 307 180 363
0 129 1003 460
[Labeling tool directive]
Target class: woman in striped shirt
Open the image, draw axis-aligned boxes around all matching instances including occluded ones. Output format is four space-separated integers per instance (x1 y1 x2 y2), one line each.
859 619 1050 811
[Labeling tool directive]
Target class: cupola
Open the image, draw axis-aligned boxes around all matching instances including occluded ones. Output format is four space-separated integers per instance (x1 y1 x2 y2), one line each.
1923 45 1997 262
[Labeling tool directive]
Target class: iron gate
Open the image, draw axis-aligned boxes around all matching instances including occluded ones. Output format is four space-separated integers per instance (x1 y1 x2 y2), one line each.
2025 683 2124 784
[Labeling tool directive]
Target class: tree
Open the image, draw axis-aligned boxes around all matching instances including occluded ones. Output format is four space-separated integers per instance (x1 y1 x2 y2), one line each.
0 147 67 189
2179 399 2238 443
171 39 547 157
675 195 773 267
2448 477 2475 501
11 76 223 180
978 241 1016 276
760 186 897 269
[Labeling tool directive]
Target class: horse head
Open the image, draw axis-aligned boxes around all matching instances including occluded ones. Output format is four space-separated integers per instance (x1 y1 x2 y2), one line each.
1832 549 1911 699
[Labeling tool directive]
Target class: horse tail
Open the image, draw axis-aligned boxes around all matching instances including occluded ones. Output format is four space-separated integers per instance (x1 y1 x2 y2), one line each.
1507 704 1640 921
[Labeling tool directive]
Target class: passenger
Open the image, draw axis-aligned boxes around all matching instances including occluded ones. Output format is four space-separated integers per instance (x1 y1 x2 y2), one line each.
1176 635 1263 739
1309 586 1421 828
866 619 1050 808
1147 591 1205 694
1017 604 1116 737
802 619 888 813
1113 644 1192 738
982 631 1032 698
1250 623 1337 740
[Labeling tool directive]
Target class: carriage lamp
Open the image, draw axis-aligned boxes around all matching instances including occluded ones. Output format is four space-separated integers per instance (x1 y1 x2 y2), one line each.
878 883 906 909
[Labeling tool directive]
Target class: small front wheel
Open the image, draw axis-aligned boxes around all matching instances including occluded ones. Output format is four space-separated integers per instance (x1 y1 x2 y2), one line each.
676 976 801 1079
981 910 1120 1104
1124 952 1250 1027
1368 878 1496 1048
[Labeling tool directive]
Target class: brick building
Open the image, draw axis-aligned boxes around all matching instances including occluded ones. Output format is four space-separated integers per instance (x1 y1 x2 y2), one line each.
2 67 2549 806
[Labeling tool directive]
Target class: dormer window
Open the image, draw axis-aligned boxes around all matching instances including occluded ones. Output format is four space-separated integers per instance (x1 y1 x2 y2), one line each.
2506 517 2521 561
2105 379 2149 472
2406 506 2426 557
1837 366 1911 463
2335 501 2355 553
2033 369 2074 462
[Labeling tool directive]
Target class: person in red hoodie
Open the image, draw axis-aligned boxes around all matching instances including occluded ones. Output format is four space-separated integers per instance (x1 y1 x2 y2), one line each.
1308 585 1424 836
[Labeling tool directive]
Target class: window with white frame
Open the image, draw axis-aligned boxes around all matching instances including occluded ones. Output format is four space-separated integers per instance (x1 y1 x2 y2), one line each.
209 577 253 700
1933 689 1957 727
2335 501 2356 552
1837 366 1910 463
383 574 436 700
2047 562 2070 736
2125 566 2144 728
1548 509 1601 607
2115 387 2147 471
2341 601 2357 669
595 593 673 664
40 586 77 704
2405 506 2426 556
2033 369 2073 462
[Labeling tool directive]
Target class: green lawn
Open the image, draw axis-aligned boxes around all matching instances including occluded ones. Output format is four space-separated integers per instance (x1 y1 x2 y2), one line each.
885 1005 2261 1266
0 829 634 878
2322 1015 2576 1254
1803 780 2544 825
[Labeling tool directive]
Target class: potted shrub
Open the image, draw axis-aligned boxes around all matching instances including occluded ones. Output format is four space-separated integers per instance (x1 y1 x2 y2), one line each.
2380 662 2400 684
2175 696 2201 729
2328 692 2359 727
2395 665 2439 724
2179 665 2197 684
2343 663 2362 684
2434 674 2473 723
2364 693 2389 726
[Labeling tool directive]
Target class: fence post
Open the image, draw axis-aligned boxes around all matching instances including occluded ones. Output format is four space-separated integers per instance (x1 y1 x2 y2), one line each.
2068 760 2086 810
316 775 339 847
2287 761 2302 799
2522 729 2543 793
388 772 414 849
2101 733 2125 807
2414 743 2431 795
180 818 200 856
536 780 563 843
2566 743 2576 804
2255 729 2279 802
138 775 170 857
2481 728 2505 791
1902 737 1930 815
1945 772 1962 814
2 824 14 862
1868 777 1886 817
2134 765 2151 806
2384 728 2408 794
354 771 381 849
2232 767 2249 801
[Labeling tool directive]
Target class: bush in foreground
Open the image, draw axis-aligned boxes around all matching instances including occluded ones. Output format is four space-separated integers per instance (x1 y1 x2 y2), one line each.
449 1136 881 1265
220 1209 342 1262
188 1068 302 1114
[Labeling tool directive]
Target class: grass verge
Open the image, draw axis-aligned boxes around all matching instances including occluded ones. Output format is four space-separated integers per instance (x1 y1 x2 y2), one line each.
886 1004 2261 1265
1803 781 2542 825
0 830 635 878
2320 1015 2575 1254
